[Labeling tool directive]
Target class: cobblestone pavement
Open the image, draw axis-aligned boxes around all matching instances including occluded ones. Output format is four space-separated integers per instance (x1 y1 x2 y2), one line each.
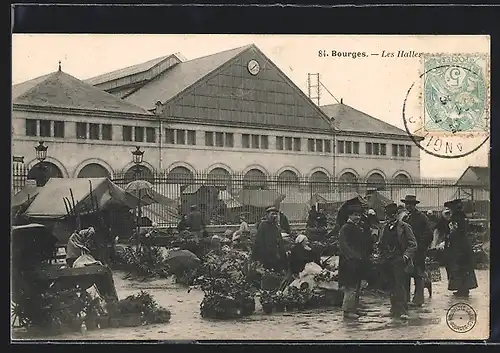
12 268 489 341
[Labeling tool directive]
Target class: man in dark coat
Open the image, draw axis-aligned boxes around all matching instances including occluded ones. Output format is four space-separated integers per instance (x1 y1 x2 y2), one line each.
338 198 367 319
316 208 328 228
251 206 288 272
401 195 432 307
279 210 291 234
378 202 418 320
306 205 318 228
187 205 205 240
442 199 478 297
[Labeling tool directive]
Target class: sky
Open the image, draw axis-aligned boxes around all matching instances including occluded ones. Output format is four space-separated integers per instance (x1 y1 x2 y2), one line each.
12 34 490 178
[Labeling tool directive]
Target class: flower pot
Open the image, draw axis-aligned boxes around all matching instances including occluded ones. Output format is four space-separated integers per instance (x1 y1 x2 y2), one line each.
109 317 121 328
97 316 110 329
274 303 285 312
86 317 98 331
241 300 255 316
262 303 273 314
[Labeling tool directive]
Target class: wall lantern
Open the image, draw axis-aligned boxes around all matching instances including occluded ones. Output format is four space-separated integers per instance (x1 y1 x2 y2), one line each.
131 146 144 165
35 141 48 162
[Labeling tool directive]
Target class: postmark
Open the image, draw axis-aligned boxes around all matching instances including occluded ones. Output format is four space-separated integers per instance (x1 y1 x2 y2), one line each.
446 302 477 333
402 53 490 159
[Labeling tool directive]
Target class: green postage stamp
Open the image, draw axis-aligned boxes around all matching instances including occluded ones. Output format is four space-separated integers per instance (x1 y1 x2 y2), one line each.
422 53 490 135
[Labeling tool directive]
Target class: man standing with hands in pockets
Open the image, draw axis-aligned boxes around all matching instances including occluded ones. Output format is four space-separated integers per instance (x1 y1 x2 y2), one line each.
401 195 432 307
378 202 417 320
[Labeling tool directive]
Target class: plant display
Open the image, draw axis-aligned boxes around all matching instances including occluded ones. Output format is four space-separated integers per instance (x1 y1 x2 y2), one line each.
14 286 99 333
313 269 338 283
282 286 313 311
191 249 256 320
116 246 169 280
106 291 171 325
258 290 286 314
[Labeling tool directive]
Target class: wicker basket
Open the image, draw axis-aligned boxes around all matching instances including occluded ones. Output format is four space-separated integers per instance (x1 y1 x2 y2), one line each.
426 261 442 282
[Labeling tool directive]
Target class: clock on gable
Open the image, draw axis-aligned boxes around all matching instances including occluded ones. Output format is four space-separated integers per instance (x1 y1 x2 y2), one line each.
247 59 260 76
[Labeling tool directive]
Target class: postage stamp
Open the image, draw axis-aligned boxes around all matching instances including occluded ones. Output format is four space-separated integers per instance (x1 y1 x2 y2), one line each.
422 54 489 134
402 53 490 159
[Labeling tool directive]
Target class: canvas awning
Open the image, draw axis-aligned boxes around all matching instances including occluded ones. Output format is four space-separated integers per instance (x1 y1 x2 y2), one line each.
12 184 41 208
141 203 181 225
219 190 242 208
236 189 286 208
23 178 131 218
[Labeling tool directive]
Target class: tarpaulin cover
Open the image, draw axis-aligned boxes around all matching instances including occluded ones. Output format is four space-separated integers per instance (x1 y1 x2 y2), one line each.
141 203 181 225
125 180 178 208
23 178 131 218
12 185 41 208
365 191 393 220
219 190 242 208
236 189 286 208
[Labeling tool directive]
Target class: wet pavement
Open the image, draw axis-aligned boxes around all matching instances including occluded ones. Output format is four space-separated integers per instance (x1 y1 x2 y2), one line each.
12 268 489 341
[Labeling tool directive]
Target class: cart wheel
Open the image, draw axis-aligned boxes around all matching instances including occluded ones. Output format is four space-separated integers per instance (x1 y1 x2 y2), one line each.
11 302 27 328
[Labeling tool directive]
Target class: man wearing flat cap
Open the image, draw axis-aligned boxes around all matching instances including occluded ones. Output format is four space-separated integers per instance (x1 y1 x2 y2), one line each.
251 206 288 272
401 195 432 307
441 199 478 297
378 202 417 320
338 198 370 319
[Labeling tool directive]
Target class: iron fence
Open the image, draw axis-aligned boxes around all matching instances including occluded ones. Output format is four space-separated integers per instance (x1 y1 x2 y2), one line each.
112 172 490 227
11 165 489 226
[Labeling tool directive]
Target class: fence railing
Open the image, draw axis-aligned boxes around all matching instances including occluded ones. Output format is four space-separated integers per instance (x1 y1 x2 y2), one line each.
112 172 490 226
11 166 490 226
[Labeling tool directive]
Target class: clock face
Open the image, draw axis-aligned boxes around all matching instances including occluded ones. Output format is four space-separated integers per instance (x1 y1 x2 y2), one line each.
247 59 260 75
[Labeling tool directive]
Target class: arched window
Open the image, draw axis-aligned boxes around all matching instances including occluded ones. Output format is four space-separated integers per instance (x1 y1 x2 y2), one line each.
27 162 63 187
166 166 194 185
277 170 300 187
338 172 359 192
77 163 110 178
366 172 386 190
310 171 330 193
243 169 267 190
124 165 154 184
394 173 411 186
207 168 232 188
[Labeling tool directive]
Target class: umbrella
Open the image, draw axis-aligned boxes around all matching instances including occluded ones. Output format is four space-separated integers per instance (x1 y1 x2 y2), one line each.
125 180 177 208
336 195 367 226
164 249 201 274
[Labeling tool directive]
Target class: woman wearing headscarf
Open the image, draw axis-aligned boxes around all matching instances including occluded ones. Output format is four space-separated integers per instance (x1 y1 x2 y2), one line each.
289 234 320 276
66 227 95 268
437 199 478 297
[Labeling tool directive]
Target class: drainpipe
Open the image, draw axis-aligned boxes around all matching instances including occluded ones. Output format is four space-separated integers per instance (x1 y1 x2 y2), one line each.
155 101 163 172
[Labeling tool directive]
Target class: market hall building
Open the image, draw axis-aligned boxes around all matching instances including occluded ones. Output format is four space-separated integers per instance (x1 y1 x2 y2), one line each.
12 44 420 189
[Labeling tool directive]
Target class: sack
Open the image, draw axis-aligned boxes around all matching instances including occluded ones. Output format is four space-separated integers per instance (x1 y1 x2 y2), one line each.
72 254 102 268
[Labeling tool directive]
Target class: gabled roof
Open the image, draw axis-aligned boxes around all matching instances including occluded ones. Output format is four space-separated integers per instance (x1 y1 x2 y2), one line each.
85 54 183 86
12 70 152 115
124 45 253 110
457 166 490 185
320 103 408 137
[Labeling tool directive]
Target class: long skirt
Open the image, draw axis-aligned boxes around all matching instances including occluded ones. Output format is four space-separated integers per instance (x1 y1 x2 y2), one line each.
445 246 478 291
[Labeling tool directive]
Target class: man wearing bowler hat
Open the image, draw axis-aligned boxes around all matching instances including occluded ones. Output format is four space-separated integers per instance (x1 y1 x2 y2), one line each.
378 202 417 320
401 195 432 307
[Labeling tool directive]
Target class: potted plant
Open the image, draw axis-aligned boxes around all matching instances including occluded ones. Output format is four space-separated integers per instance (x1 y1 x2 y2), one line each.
259 290 274 314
